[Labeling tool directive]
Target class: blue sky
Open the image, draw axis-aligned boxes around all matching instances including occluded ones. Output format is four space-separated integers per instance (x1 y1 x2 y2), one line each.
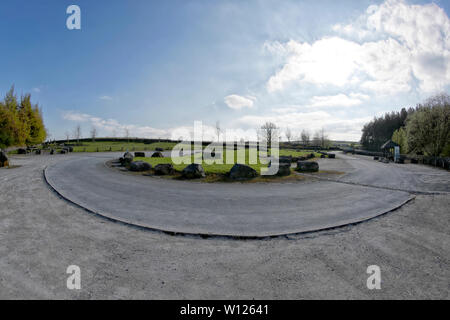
1 0 449 141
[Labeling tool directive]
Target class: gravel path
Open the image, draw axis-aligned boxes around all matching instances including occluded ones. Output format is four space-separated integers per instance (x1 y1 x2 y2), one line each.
0 153 449 299
44 154 413 237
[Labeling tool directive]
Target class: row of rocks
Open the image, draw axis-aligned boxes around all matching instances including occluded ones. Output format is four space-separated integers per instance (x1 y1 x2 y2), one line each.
318 152 336 159
132 151 165 158
129 161 152 172
119 152 319 179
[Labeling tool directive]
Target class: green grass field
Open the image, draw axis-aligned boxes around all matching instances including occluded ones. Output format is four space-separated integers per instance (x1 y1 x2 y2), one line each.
136 149 264 175
69 141 178 152
136 149 321 175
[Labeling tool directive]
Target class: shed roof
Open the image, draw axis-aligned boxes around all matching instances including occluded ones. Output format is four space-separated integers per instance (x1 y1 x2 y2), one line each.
381 140 399 150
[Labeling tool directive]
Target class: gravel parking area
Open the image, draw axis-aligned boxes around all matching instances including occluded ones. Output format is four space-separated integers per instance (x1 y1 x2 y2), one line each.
0 154 449 299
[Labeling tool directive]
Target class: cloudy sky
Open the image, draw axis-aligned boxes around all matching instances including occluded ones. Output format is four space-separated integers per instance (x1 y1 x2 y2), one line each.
1 0 449 141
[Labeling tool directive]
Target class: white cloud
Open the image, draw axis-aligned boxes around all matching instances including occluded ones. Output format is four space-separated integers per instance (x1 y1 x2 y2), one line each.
32 87 41 93
267 0 450 95
310 93 370 108
62 111 258 141
224 94 255 110
63 111 168 138
99 95 113 101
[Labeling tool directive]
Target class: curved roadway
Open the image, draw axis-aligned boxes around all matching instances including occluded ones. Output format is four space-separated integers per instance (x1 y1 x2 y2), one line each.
42 151 450 237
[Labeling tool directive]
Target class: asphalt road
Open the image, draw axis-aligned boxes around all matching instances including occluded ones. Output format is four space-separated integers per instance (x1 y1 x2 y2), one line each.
0 152 449 299
43 152 423 237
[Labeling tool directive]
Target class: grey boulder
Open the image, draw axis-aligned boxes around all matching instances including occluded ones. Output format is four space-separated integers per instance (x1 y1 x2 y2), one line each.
121 152 134 165
154 163 175 175
229 164 258 180
279 156 292 165
151 151 164 158
296 161 319 172
182 164 206 179
276 163 291 176
129 161 152 172
134 152 146 157
0 150 8 167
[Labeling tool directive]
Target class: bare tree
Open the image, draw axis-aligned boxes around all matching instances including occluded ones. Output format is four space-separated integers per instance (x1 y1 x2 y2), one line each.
124 128 130 143
320 128 331 148
285 127 293 143
65 131 70 144
312 130 321 146
90 127 97 142
73 125 82 145
301 129 310 146
215 121 221 142
260 122 279 149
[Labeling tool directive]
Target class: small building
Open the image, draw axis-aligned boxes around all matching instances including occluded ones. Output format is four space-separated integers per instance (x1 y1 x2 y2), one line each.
381 140 399 160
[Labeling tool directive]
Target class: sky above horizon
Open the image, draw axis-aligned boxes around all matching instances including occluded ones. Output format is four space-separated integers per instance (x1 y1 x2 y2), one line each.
1 0 450 142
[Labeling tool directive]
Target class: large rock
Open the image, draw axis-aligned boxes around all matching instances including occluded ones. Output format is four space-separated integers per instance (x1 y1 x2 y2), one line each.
296 161 319 172
182 164 206 179
279 156 292 164
151 151 164 158
129 161 151 172
154 163 175 175
134 152 146 157
268 156 292 167
121 152 134 166
0 150 8 167
276 163 291 176
229 164 258 180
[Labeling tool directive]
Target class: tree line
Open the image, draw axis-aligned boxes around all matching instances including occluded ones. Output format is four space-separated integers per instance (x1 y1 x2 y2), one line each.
360 93 450 157
0 86 47 149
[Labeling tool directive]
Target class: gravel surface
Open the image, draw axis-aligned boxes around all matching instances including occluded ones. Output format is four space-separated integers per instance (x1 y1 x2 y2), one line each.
44 154 413 237
0 153 449 299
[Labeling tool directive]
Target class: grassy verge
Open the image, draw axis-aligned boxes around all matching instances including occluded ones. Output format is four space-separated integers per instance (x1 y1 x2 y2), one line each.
135 149 322 178
136 149 268 175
